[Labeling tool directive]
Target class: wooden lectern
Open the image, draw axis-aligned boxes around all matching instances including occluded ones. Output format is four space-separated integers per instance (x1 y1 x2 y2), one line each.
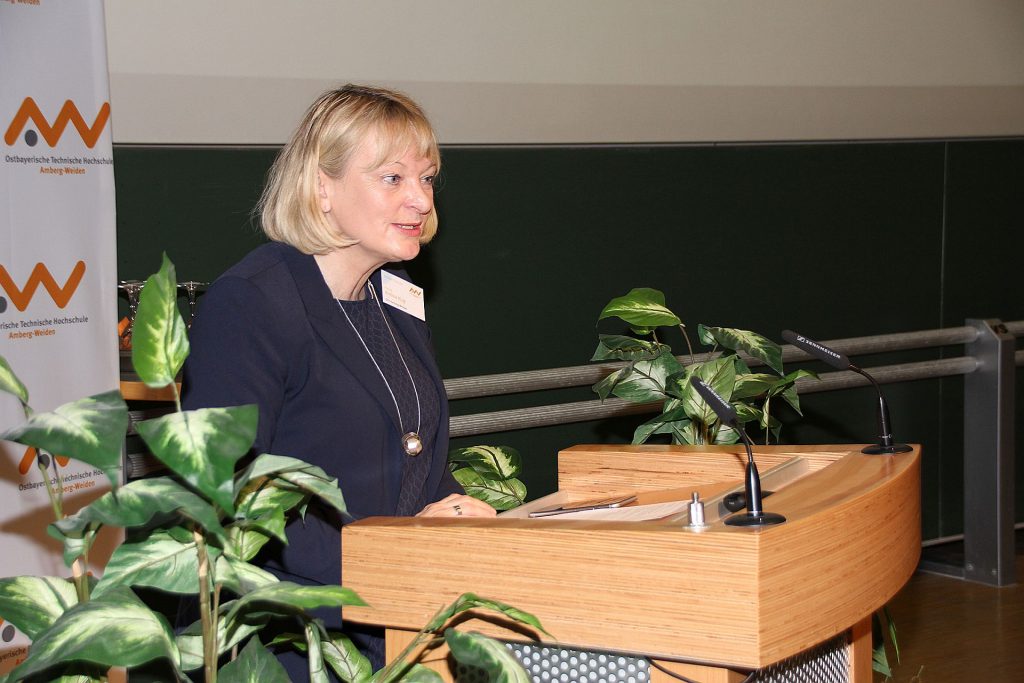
341 444 920 682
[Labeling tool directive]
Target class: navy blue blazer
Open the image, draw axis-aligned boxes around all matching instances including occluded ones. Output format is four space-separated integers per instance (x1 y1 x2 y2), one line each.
182 241 461 588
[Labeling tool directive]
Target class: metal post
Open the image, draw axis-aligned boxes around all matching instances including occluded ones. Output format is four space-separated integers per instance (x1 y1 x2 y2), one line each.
963 318 1016 586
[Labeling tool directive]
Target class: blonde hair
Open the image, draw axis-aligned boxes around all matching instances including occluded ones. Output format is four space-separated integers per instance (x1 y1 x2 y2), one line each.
259 84 441 254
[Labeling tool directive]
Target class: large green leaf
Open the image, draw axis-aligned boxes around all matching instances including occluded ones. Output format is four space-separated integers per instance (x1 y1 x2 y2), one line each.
52 477 227 548
92 530 204 598
0 354 29 408
445 630 530 683
590 334 667 362
698 326 783 375
215 556 279 595
451 469 526 511
218 637 290 683
5 587 181 681
598 288 681 328
767 369 818 415
610 350 683 404
0 576 79 640
304 621 330 683
731 373 778 400
136 405 257 514
631 403 690 445
677 358 737 425
131 254 189 388
423 593 548 637
0 390 128 489
225 582 366 626
319 630 372 683
448 445 521 480
236 454 331 492
274 467 346 517
591 366 630 401
229 512 286 561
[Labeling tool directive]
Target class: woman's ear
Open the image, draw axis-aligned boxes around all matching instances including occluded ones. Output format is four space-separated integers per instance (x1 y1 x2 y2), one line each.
316 169 332 213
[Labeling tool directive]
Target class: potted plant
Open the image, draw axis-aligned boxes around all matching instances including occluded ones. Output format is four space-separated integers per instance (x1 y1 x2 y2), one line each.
0 256 544 682
591 287 814 445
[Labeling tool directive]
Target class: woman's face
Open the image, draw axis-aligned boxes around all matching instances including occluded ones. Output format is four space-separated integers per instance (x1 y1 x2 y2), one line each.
318 129 437 268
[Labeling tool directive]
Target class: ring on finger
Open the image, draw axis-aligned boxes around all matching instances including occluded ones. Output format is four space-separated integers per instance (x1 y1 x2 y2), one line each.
454 504 462 516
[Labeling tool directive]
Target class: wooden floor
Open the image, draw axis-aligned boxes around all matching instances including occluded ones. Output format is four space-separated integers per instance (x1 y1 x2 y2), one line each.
879 532 1024 682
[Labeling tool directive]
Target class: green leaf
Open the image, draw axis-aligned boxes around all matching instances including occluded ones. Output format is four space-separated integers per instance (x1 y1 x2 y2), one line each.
731 373 778 400
0 390 128 489
52 477 227 550
679 358 737 425
305 621 330 683
0 576 79 640
598 288 681 328
235 453 331 493
225 582 366 626
767 369 818 415
131 254 189 388
136 405 257 514
452 469 526 511
423 593 548 637
218 637 290 683
319 630 372 683
592 366 630 401
215 556 279 595
448 445 522 480
5 587 181 682
0 354 29 407
590 334 667 362
92 530 204 598
631 403 690 445
445 630 530 683
274 466 346 517
610 350 683 404
698 326 783 375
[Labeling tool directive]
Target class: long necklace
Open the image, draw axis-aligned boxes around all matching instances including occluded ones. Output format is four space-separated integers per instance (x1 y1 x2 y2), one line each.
336 282 424 456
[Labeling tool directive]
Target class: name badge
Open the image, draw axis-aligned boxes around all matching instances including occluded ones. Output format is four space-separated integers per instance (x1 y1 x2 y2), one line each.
381 271 426 321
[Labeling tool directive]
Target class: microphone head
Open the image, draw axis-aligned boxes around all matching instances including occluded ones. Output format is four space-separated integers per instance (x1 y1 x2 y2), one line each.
689 377 738 426
782 329 850 370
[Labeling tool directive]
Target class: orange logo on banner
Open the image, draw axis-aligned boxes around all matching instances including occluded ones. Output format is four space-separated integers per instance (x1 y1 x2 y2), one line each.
4 97 110 149
0 261 86 312
17 446 71 476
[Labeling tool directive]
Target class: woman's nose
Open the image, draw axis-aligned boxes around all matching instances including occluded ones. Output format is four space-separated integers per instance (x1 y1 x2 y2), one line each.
406 180 432 214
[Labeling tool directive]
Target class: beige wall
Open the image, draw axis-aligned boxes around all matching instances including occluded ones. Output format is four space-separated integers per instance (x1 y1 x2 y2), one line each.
103 0 1024 144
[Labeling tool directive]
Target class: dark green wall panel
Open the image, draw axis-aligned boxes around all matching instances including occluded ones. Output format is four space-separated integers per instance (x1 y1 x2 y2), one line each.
112 139 1023 537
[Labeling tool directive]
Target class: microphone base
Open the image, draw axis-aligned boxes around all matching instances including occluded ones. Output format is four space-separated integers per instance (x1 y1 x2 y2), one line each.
862 443 913 455
725 511 787 527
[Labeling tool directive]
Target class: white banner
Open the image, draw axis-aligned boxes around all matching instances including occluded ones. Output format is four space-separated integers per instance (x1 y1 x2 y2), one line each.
0 0 119 672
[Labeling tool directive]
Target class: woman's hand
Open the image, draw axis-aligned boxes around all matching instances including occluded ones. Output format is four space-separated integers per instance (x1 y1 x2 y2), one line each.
415 493 497 518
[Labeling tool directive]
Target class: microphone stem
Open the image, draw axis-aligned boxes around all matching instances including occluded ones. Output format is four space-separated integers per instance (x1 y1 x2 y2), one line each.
738 427 763 516
850 364 895 447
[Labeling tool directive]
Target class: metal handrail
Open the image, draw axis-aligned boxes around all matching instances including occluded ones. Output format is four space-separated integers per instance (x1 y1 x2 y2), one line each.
444 324 987 400
447 321 1022 438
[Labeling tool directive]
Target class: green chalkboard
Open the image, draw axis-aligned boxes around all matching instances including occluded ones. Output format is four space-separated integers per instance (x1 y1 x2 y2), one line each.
113 139 1024 538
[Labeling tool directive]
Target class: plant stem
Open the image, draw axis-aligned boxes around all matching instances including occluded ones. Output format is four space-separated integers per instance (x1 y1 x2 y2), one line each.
194 529 217 683
37 456 63 521
679 324 695 365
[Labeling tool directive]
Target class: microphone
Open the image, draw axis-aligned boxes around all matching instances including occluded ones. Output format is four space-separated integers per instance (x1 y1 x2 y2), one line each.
781 330 912 455
689 377 786 527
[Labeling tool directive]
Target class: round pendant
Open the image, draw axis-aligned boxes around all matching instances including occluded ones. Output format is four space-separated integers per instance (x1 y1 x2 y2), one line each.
402 432 423 456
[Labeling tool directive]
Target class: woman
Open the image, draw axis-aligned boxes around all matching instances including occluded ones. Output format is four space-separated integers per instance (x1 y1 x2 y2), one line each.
183 84 494 676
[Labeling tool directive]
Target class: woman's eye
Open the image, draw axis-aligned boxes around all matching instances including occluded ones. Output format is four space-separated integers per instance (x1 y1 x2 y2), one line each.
421 175 436 187
382 174 401 185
